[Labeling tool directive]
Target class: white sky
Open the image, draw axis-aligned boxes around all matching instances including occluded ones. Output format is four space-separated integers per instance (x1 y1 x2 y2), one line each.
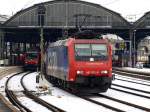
0 0 150 21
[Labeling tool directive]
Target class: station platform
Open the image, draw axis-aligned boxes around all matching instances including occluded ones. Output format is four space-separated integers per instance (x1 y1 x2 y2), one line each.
0 66 22 112
113 67 150 74
0 97 12 112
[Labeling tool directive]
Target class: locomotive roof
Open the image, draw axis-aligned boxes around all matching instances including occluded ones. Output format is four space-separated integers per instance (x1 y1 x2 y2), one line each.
49 38 108 47
49 39 68 47
74 39 108 44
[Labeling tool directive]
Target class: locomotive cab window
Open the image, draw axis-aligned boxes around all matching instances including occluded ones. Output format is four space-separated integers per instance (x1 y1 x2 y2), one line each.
26 53 38 59
91 44 107 57
75 44 108 61
75 44 91 56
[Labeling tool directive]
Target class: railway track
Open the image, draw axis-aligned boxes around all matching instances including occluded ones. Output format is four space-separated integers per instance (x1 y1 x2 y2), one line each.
5 72 32 112
76 86 150 112
114 77 150 87
73 93 148 112
53 83 125 112
112 83 150 95
77 92 150 112
41 71 150 112
77 95 126 112
111 76 150 99
3 70 150 112
21 73 65 112
112 69 150 80
76 71 150 112
0 66 23 112
5 72 65 112
95 93 150 111
111 86 150 100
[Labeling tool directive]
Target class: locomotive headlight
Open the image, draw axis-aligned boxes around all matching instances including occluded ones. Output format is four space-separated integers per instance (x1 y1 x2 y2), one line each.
101 70 108 74
77 70 84 74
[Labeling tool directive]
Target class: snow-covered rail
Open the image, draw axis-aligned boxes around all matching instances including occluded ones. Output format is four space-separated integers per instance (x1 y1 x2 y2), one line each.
96 93 150 111
77 95 125 112
76 89 150 112
5 72 65 112
5 72 32 112
113 69 150 80
21 73 65 112
74 73 150 112
2 70 150 112
0 66 23 112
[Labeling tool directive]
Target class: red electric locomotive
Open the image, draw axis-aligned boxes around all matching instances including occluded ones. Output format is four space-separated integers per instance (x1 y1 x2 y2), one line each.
45 34 112 93
24 51 40 70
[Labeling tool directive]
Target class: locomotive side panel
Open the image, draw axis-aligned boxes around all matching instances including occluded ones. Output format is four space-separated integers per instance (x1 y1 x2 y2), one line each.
45 38 113 93
46 46 69 80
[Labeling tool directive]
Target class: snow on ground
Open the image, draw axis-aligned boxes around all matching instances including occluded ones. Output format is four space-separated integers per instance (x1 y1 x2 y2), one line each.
110 73 150 109
116 67 150 73
18 97 52 112
8 73 27 91
111 85 150 97
22 72 150 112
0 72 52 112
101 89 150 109
91 97 143 112
40 92 114 112
115 74 150 85
0 73 15 95
1 70 150 112
22 72 39 91
24 73 112 112
23 73 115 112
112 78 150 93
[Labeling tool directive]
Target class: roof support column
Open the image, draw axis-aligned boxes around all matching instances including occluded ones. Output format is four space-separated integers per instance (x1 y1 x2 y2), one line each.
129 29 133 67
23 43 26 52
9 42 13 65
0 30 4 60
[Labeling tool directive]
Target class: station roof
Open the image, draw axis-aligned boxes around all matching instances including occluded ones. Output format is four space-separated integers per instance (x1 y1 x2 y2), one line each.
134 11 150 29
0 15 9 24
4 0 131 29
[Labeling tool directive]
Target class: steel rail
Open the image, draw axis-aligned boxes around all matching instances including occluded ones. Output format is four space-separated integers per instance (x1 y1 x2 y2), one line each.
5 72 32 112
76 94 125 112
114 74 150 84
113 68 150 76
21 72 65 112
50 83 125 112
113 70 150 80
95 93 150 112
114 78 150 87
111 86 150 99
112 83 150 94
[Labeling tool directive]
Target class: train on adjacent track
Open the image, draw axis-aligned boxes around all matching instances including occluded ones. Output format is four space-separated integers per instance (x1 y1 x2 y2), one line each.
44 31 113 93
24 51 41 70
